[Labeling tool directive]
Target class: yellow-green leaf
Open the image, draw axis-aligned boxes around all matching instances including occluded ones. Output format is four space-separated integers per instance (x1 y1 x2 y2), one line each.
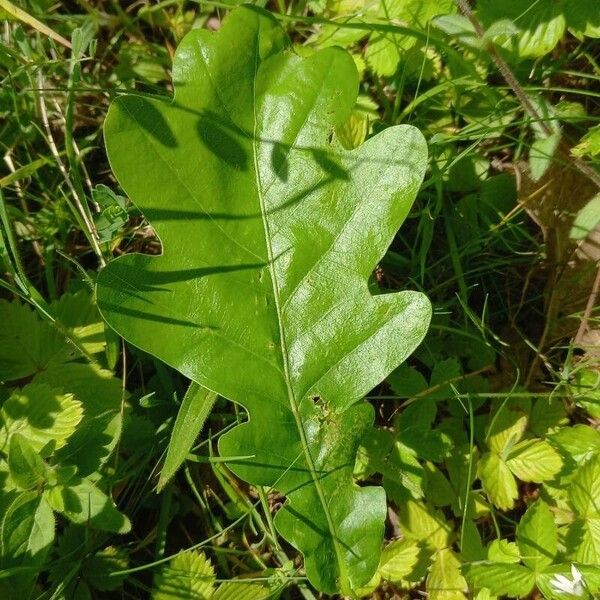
378 538 422 583
427 548 467 600
570 455 600 518
506 439 563 483
153 551 216 600
0 384 83 453
516 500 557 572
398 500 452 550
478 452 518 511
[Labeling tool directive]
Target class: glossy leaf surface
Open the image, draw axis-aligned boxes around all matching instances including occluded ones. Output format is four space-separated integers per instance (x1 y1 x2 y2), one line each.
97 6 430 592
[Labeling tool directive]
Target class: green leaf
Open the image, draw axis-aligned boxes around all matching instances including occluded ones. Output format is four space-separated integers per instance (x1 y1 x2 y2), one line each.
434 14 479 48
486 402 527 454
365 32 406 77
388 364 429 398
529 398 567 436
8 434 46 490
506 439 563 483
0 300 72 381
428 548 467 600
212 580 281 600
33 362 122 417
478 452 518 510
92 184 129 243
158 383 218 490
577 564 600 593
487 539 520 564
424 462 455 508
462 562 536 597
566 456 600 564
0 383 83 453
396 398 437 430
528 98 561 181
529 131 561 182
550 424 600 467
378 538 422 583
51 290 107 356
572 125 600 158
569 518 600 565
354 427 393 480
566 1 600 38
365 0 455 76
460 519 486 562
35 363 124 476
570 455 600 518
385 441 426 502
0 491 54 596
54 411 122 478
0 293 105 383
44 477 130 533
96 5 429 593
570 194 600 242
478 0 566 58
83 546 129 591
446 446 480 518
335 112 368 150
398 500 452 550
399 426 452 462
153 550 216 600
516 500 557 571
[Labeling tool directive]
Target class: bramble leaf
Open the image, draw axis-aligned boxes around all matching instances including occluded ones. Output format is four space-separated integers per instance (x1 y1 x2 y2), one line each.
478 451 518 510
378 538 422 583
506 439 563 483
570 455 600 518
83 546 129 592
478 0 566 59
427 548 468 600
487 539 520 564
0 491 55 596
0 383 83 453
212 580 281 600
0 292 106 382
398 499 452 550
97 5 429 592
567 455 600 564
0 300 72 381
364 0 455 76
550 424 600 467
152 550 216 600
8 433 46 490
462 561 535 598
516 500 557 572
569 518 600 565
486 402 527 455
44 477 130 533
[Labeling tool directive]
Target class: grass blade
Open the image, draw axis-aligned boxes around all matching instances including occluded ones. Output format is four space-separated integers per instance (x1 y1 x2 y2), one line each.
158 383 217 491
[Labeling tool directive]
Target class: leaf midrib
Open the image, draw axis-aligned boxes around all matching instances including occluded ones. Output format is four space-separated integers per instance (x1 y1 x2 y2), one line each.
250 29 348 590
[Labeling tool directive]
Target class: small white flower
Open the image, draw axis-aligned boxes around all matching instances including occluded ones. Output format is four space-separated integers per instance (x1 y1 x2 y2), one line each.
549 565 587 597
